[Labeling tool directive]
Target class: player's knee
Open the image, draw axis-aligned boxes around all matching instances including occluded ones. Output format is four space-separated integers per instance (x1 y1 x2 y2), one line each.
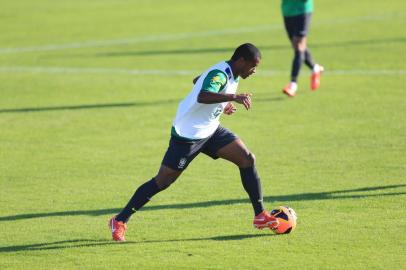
294 49 305 60
241 152 256 167
293 37 306 50
248 152 256 166
157 180 172 190
155 167 181 190
155 176 175 190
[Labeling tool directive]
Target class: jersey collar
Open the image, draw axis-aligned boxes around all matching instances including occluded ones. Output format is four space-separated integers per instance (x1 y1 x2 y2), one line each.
225 61 239 81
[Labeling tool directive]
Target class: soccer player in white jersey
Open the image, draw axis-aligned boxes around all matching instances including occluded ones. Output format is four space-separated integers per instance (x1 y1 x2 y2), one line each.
109 43 279 241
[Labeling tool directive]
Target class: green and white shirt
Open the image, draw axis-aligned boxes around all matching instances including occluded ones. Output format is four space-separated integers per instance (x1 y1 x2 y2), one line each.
172 61 239 140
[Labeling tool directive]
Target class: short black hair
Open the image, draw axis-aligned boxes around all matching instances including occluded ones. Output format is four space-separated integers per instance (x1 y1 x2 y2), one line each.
231 43 261 61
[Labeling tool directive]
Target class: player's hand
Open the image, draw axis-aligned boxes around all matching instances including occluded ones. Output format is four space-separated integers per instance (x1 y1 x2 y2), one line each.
223 102 236 115
234 93 252 110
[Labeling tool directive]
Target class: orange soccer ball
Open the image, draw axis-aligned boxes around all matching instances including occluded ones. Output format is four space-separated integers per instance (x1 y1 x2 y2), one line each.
270 206 297 234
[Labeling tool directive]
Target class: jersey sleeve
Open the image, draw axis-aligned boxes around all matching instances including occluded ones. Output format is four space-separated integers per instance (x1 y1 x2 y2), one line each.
200 69 228 93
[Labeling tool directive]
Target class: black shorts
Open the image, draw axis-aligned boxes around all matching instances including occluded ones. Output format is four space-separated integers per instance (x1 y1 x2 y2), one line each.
161 126 238 171
283 12 312 39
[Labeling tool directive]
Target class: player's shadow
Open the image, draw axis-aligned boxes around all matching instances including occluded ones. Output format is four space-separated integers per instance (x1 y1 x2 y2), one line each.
0 184 404 222
0 100 179 114
95 45 286 57
0 95 287 114
0 233 275 253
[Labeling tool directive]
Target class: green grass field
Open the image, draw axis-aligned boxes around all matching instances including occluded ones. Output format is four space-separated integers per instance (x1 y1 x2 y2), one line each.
1 0 405 269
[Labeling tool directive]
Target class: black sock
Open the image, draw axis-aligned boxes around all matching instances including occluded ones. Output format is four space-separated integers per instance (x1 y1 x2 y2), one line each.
239 166 264 216
115 178 160 223
304 49 315 69
291 50 304 82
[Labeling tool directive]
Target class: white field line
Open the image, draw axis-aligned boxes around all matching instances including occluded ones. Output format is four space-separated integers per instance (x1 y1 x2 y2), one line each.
0 66 405 76
0 25 278 54
0 66 195 76
0 12 404 54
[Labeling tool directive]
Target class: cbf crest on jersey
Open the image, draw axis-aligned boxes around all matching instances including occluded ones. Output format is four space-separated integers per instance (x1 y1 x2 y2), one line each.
211 75 221 83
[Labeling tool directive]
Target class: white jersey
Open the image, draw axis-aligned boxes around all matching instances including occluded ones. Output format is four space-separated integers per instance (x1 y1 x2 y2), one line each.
173 61 239 140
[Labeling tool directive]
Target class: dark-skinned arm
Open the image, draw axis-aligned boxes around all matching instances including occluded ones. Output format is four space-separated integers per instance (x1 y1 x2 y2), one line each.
197 91 252 110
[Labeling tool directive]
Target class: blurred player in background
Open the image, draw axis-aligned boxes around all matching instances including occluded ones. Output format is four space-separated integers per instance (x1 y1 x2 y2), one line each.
281 0 324 97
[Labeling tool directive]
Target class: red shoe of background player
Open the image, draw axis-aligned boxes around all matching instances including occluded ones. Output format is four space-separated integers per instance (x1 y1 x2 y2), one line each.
311 64 324 90
282 83 297 97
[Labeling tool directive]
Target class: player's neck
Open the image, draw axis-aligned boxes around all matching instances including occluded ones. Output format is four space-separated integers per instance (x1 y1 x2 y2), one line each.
226 60 240 80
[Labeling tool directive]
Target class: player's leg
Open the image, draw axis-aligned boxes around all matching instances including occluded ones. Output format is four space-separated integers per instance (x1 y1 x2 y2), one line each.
210 134 278 230
290 35 325 91
290 35 307 83
109 137 202 241
304 46 324 79
300 12 324 90
202 127 278 229
283 13 320 96
216 139 264 215
301 12 314 70
115 165 182 223
304 48 315 69
282 15 302 96
109 165 182 241
304 47 325 90
116 136 203 221
201 127 262 214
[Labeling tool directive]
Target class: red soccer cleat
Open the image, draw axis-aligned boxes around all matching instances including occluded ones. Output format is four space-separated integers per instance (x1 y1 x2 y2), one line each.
253 210 279 230
311 64 324 90
108 216 127 242
282 82 297 97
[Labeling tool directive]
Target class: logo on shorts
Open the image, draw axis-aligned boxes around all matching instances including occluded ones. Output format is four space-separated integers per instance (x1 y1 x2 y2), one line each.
178 158 187 169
